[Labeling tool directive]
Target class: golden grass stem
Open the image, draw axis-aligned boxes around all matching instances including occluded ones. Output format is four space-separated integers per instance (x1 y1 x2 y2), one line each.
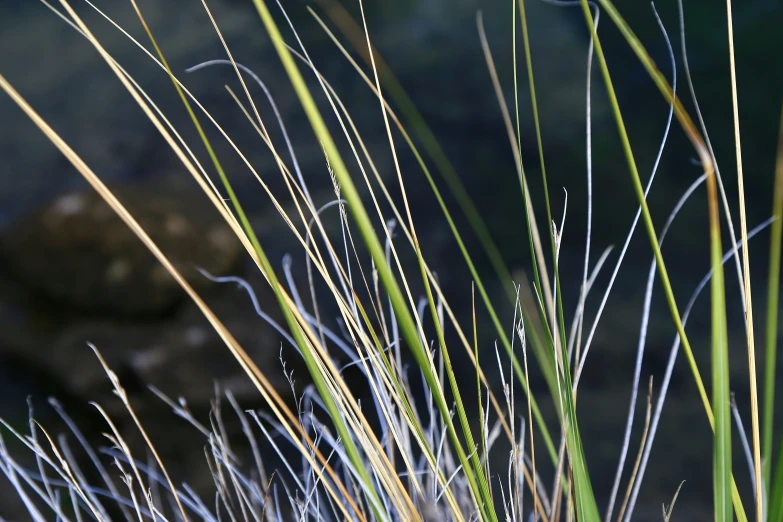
725 1 763 519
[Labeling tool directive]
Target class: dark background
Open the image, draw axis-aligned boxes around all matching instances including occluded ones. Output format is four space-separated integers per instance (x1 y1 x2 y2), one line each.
0 0 781 520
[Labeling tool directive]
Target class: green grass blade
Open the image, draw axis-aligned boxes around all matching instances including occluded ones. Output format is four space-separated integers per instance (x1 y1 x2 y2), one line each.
770 438 783 522
764 104 783 486
765 104 783 521
709 185 732 522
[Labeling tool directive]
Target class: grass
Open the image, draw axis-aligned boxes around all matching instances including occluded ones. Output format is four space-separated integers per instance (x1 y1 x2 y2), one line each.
0 0 781 521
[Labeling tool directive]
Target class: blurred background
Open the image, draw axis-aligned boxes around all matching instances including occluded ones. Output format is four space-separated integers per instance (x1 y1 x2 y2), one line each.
0 0 781 520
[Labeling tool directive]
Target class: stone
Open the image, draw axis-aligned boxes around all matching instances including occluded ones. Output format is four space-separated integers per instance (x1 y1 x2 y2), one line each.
0 182 244 317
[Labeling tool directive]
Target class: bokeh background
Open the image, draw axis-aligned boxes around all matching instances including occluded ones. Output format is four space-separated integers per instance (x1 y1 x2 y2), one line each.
1 0 781 520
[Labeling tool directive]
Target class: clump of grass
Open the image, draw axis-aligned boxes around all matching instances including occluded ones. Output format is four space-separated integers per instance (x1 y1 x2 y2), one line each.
1 0 781 521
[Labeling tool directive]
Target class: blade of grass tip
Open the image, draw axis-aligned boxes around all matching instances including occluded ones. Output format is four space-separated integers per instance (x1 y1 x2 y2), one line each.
725 0 763 517
615 377 653 522
767 104 783 522
662 481 686 522
250 1 492 519
313 0 516 302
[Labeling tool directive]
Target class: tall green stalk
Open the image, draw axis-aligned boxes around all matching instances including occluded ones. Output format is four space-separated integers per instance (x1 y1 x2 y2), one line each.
765 105 783 522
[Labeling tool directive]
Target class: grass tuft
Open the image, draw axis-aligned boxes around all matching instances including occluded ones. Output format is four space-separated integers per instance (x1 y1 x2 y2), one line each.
0 0 779 521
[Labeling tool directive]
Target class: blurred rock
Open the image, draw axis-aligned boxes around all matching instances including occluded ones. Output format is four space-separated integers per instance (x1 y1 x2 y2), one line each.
43 286 300 414
0 183 243 317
